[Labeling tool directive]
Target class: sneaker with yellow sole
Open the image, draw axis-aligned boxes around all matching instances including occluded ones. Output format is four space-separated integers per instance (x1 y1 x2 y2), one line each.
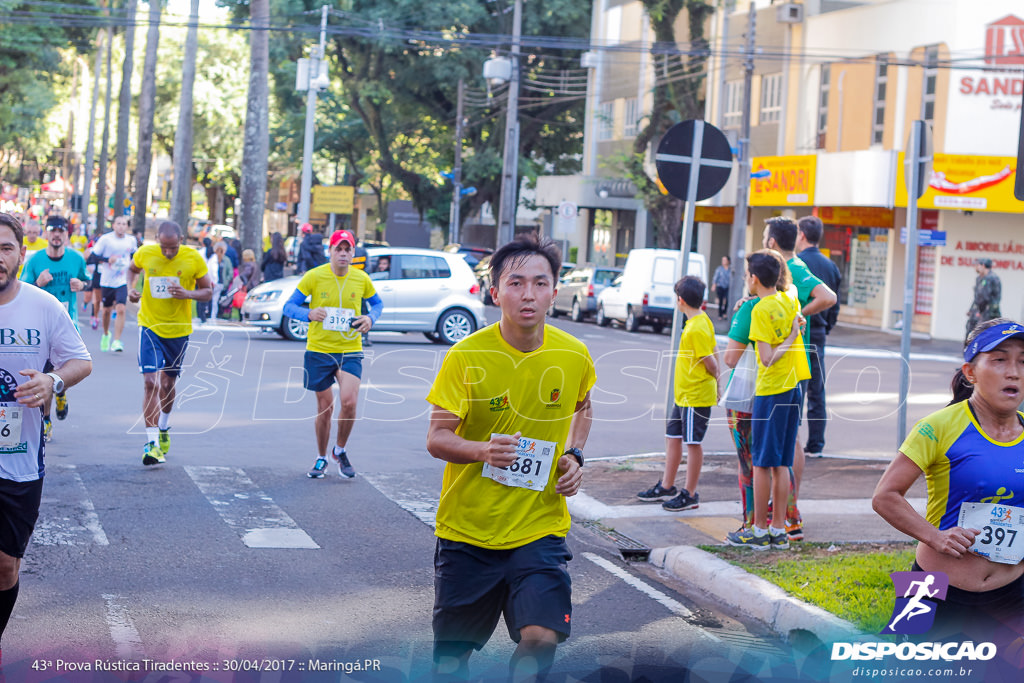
142 441 165 466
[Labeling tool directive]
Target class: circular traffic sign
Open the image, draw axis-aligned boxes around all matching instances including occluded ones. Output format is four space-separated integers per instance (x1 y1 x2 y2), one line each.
655 120 733 201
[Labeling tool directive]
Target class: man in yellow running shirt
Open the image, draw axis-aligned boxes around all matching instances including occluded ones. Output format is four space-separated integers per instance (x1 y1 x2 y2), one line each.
282 229 383 479
126 221 212 466
425 234 595 680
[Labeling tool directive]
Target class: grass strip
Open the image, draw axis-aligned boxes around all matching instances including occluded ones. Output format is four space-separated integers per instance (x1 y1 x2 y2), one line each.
701 542 916 633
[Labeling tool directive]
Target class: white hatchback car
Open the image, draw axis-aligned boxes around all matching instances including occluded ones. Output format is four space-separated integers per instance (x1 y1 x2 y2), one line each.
242 247 487 344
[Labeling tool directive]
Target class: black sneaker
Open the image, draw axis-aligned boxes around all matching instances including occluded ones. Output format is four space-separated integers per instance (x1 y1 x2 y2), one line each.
662 489 700 511
637 480 678 502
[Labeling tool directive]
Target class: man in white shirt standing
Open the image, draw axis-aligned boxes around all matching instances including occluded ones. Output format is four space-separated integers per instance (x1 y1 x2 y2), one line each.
0 212 92 662
89 215 137 352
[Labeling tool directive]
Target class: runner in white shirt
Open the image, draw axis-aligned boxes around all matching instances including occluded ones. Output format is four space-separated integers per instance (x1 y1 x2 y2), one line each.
0 212 91 658
89 215 137 352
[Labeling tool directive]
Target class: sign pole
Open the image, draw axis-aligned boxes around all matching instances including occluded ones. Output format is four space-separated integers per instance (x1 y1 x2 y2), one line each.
664 121 704 420
897 120 924 446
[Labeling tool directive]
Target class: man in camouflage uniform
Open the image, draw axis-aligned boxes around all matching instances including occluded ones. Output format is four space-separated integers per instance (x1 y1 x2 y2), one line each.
966 258 1001 342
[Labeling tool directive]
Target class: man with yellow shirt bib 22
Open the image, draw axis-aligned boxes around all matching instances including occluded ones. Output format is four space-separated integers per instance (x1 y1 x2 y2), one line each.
282 229 382 479
127 221 213 465
727 250 810 550
426 234 595 681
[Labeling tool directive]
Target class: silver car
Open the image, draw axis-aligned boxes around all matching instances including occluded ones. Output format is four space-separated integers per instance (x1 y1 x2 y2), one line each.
241 247 487 344
550 265 623 322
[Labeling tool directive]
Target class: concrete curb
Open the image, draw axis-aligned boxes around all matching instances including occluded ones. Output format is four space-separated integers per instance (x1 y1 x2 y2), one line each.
649 545 862 644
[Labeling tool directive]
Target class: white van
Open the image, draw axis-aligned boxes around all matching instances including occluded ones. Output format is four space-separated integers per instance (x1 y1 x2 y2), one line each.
595 249 707 333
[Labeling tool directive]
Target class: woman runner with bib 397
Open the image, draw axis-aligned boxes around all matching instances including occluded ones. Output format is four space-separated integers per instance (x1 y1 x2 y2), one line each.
873 318 1024 675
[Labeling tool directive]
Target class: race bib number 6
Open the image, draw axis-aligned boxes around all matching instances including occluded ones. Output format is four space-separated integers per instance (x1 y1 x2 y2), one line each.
958 502 1024 565
0 404 24 448
149 276 181 299
482 435 557 492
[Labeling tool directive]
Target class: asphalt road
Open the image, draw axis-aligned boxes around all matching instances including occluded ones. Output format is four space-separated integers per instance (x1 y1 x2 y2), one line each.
4 309 959 680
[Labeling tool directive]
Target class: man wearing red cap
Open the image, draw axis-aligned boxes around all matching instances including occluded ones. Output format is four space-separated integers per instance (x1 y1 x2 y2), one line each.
296 223 326 275
283 229 383 478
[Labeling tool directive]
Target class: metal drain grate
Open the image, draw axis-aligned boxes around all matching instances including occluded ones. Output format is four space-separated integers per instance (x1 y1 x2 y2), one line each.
705 629 789 657
576 519 652 561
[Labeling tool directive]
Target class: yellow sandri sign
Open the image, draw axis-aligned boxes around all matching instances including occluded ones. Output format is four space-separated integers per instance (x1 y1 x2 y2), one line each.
311 185 355 214
749 155 816 207
895 154 1023 214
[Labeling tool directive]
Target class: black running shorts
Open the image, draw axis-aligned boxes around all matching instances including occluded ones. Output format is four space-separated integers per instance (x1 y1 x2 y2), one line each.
0 477 44 559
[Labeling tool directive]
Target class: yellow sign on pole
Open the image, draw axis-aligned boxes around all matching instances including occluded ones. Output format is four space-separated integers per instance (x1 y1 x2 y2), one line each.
311 186 354 214
749 155 816 206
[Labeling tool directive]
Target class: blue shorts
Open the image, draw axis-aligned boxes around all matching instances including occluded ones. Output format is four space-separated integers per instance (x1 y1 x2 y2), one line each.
138 326 189 378
751 387 801 468
432 535 573 658
303 351 363 392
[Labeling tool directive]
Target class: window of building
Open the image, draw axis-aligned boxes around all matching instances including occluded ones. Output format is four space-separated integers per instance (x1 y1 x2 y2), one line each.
723 80 743 129
598 101 614 141
922 45 939 123
623 97 640 137
872 56 888 145
760 73 782 124
816 65 830 149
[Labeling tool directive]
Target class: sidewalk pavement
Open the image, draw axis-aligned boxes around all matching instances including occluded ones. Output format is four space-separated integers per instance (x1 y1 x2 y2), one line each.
568 451 918 645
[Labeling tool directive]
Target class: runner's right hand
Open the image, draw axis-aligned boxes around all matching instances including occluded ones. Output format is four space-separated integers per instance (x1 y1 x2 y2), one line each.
36 269 52 287
927 526 980 558
481 432 520 469
309 307 327 322
128 289 142 303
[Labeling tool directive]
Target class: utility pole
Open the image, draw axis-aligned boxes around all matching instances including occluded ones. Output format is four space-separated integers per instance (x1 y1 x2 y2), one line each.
726 3 755 314
449 78 465 245
96 26 114 234
170 0 201 229
114 0 138 222
82 28 104 230
297 4 329 227
495 0 522 247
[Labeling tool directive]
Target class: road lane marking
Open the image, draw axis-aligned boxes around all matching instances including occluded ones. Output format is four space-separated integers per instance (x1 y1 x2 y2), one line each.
184 466 320 549
582 552 720 643
34 465 109 546
361 471 438 528
102 593 144 660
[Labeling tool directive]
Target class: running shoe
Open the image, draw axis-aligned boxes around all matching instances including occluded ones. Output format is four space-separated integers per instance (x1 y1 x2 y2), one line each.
332 449 356 478
725 527 771 550
158 428 170 455
55 393 68 420
769 528 790 550
307 456 328 478
662 489 700 511
785 524 804 542
142 441 165 466
636 480 678 502
111 339 124 352
42 418 52 442
90 316 98 330
100 332 111 351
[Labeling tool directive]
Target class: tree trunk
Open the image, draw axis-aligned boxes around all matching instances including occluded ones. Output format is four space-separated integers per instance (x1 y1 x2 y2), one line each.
170 0 201 229
82 29 105 231
96 26 115 234
238 0 269 253
113 0 138 225
134 0 162 237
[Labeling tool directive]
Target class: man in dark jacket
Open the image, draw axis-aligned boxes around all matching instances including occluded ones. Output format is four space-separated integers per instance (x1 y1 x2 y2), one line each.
796 216 842 458
967 258 1001 342
296 223 327 274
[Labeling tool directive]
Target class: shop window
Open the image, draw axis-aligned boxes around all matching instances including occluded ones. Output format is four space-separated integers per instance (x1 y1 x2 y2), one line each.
915 246 936 315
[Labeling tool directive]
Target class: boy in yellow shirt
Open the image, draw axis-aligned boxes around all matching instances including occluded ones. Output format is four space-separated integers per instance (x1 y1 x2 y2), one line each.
637 275 718 511
726 250 809 550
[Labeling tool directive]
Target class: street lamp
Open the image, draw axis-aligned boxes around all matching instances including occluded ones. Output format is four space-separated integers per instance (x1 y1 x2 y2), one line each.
296 5 330 227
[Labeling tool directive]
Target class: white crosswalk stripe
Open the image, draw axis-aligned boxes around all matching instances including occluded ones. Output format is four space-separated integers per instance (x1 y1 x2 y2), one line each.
184 465 320 549
34 464 109 546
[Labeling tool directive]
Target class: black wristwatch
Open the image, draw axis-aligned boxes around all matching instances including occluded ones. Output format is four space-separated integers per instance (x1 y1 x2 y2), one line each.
563 447 584 468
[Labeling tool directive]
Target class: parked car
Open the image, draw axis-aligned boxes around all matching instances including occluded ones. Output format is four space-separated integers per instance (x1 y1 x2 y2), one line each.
208 224 237 241
186 217 210 243
443 243 494 269
550 265 623 322
596 249 707 333
475 256 575 306
241 247 486 344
